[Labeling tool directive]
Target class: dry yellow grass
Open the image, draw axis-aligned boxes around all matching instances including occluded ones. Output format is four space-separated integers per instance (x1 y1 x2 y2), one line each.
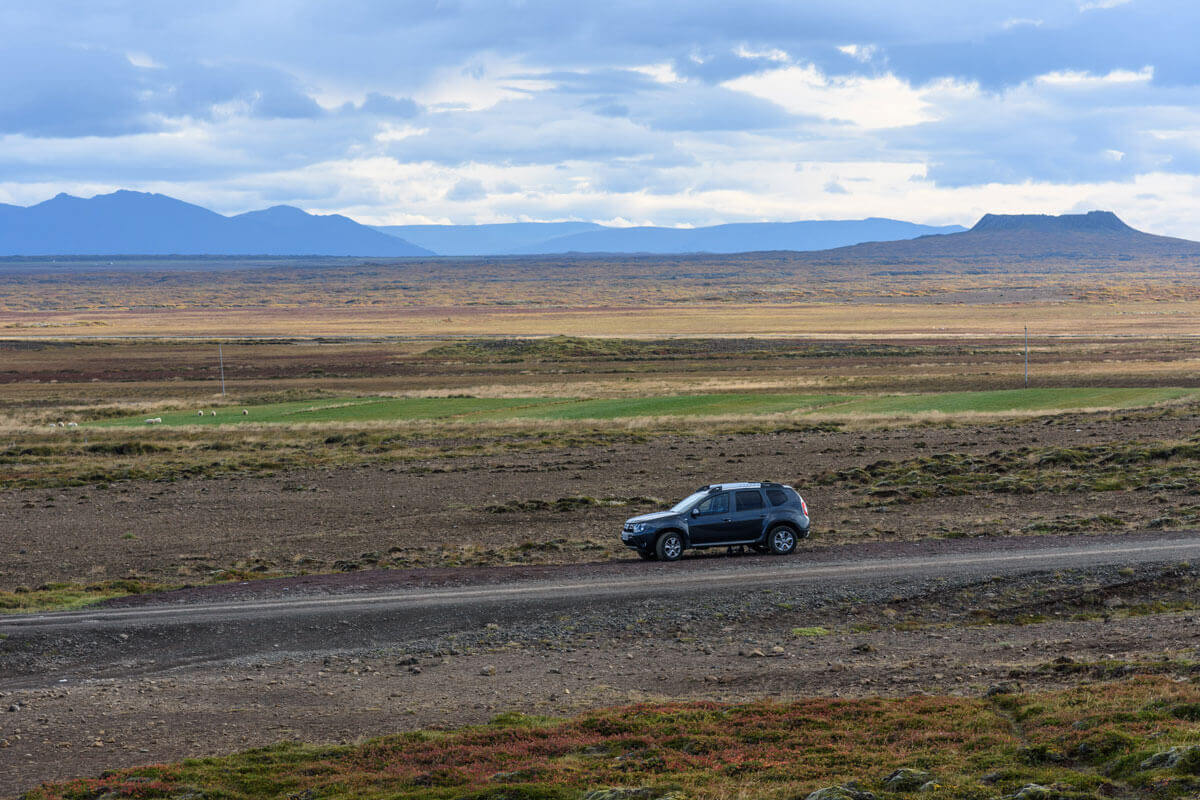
6 300 1200 338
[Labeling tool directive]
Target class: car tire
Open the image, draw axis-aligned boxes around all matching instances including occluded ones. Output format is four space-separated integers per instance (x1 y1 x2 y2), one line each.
655 531 684 562
637 549 657 561
767 525 797 555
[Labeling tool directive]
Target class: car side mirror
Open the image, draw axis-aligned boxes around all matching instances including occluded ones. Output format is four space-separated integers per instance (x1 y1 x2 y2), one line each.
691 507 700 517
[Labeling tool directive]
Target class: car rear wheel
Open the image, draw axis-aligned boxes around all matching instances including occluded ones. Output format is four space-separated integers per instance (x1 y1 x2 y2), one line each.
656 531 684 562
767 525 797 555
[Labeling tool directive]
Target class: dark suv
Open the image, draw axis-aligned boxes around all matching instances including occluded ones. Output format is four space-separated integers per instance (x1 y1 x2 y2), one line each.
620 482 810 561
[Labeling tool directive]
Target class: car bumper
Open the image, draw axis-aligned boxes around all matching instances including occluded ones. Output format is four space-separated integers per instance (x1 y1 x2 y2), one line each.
620 530 654 549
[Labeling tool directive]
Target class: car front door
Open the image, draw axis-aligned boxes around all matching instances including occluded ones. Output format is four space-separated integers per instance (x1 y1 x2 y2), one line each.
731 489 768 540
688 491 733 544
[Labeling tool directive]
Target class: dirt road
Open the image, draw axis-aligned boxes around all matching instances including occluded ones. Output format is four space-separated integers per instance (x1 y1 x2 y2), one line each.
4 532 1197 683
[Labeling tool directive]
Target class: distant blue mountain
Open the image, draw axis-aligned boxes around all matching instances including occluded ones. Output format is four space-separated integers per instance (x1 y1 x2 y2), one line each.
376 218 965 255
0 191 433 256
523 218 967 254
0 190 967 258
372 222 605 256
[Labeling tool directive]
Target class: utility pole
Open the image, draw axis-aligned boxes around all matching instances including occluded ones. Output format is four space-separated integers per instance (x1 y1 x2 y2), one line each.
217 340 225 398
1024 326 1029 389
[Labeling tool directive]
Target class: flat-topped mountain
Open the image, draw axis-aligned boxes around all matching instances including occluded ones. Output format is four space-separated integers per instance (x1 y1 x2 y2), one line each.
0 191 433 257
970 210 1134 234
814 210 1200 261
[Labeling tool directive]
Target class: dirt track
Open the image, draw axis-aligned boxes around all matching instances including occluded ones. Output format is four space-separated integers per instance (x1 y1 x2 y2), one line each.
5 531 1199 681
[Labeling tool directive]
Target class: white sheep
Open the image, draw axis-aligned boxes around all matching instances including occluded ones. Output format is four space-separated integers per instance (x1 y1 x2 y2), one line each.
67 421 78 427
197 410 204 417
210 410 217 416
242 409 248 415
144 417 162 424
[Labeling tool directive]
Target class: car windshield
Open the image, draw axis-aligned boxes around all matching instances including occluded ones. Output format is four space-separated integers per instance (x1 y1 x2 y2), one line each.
670 491 711 513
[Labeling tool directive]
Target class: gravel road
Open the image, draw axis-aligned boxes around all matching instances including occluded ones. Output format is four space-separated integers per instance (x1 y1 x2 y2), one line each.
3 532 1196 685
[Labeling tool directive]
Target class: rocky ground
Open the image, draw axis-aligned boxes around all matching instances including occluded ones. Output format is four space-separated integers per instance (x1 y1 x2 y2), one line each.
4 409 1200 592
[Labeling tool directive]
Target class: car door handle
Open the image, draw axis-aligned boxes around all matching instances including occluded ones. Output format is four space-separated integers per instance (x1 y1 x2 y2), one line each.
722 518 732 522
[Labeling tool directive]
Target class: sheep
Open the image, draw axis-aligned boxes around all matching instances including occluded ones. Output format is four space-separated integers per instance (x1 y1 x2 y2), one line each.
144 417 162 424
197 410 204 417
242 409 248 415
66 421 78 427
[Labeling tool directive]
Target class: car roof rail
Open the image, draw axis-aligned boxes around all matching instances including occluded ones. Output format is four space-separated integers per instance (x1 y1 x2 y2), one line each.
759 480 783 487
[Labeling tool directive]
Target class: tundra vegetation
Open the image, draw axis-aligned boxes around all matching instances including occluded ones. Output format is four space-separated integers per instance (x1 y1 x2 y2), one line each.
22 678 1200 800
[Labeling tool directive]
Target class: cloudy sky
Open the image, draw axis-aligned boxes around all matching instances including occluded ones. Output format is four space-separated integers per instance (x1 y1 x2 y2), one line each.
4 0 1200 234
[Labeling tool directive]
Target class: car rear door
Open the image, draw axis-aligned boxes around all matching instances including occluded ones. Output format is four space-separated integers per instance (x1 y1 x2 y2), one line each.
688 491 733 544
731 489 768 540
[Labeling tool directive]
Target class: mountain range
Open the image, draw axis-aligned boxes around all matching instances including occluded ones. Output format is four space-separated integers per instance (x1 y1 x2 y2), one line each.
0 191 433 257
0 191 963 257
1 192 1195 262
373 218 967 256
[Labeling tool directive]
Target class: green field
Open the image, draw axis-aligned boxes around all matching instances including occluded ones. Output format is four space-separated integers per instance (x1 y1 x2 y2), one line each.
818 387 1196 416
95 387 1195 428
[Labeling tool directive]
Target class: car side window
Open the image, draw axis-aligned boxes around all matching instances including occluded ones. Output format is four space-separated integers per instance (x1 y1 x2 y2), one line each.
735 490 765 511
695 493 729 515
766 488 788 506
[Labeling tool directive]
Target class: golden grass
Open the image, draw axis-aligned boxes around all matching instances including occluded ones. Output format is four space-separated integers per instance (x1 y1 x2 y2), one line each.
9 300 1200 338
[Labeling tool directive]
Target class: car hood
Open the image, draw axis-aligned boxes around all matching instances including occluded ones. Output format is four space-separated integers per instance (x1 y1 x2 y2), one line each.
625 510 680 525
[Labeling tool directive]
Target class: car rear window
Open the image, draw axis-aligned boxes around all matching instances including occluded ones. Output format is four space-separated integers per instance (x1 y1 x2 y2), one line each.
735 489 764 511
766 488 788 506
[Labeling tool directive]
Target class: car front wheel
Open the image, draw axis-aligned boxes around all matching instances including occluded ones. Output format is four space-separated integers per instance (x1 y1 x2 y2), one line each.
656 532 684 562
767 525 797 555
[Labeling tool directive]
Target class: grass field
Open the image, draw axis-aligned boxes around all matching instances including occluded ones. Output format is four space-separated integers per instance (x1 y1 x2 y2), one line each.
94 387 1196 427
818 387 1197 417
23 677 1200 800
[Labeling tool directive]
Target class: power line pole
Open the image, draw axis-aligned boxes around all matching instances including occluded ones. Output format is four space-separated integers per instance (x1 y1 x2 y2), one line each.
1024 326 1029 389
218 342 226 397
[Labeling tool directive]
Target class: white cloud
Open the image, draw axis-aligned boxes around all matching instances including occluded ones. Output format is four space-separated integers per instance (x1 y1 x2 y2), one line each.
836 44 878 63
724 65 936 129
630 62 683 85
1077 0 1133 11
1036 67 1153 87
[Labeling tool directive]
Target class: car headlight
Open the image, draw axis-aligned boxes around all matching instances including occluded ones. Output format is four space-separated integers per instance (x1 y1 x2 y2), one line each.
632 523 648 533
